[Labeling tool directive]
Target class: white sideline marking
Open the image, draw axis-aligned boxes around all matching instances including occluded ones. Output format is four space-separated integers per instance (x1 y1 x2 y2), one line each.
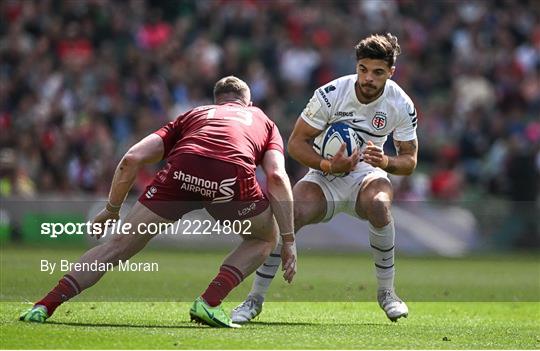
392 206 468 257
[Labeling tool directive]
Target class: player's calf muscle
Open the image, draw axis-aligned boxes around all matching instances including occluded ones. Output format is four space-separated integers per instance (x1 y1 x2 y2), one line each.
105 241 137 262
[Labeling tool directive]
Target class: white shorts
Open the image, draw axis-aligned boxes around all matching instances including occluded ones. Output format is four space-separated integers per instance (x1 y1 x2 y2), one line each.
300 162 388 222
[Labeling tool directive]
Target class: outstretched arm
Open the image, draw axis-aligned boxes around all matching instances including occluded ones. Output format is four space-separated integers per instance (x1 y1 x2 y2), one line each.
107 134 165 208
92 134 165 236
261 149 296 283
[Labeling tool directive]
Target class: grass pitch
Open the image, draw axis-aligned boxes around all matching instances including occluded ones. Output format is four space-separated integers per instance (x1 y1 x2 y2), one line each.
1 246 539 349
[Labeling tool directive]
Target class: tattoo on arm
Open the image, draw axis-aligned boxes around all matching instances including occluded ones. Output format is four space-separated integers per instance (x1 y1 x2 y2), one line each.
386 139 418 175
394 139 417 156
385 163 398 174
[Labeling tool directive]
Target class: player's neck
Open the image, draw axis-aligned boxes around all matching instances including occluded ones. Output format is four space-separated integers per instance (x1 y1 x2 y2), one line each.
216 97 248 106
355 81 385 104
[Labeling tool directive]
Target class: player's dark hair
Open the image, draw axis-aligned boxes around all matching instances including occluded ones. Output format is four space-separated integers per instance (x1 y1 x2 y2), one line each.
213 76 250 102
355 33 401 67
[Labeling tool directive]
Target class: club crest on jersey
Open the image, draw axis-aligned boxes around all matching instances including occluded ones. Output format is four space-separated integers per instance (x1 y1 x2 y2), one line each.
371 112 387 130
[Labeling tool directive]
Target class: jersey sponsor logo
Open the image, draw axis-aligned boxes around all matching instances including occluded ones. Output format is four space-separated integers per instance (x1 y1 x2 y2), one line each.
317 88 332 108
173 170 219 197
302 95 322 120
237 202 257 217
323 85 336 93
212 177 237 204
334 111 354 117
371 112 387 130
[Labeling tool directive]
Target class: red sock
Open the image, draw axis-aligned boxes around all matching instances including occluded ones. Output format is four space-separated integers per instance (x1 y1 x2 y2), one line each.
35 274 81 316
201 265 244 307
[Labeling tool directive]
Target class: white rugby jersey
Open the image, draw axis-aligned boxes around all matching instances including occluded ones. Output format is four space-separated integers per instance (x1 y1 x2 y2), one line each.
301 74 417 151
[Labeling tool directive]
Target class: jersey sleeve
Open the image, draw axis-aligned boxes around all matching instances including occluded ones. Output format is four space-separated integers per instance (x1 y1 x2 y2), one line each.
265 122 284 154
154 116 183 159
392 98 418 141
300 90 331 130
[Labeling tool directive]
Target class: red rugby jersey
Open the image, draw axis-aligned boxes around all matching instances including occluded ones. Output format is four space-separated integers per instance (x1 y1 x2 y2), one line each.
154 102 284 173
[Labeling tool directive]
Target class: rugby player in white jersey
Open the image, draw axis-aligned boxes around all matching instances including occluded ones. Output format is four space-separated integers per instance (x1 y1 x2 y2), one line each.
232 33 418 323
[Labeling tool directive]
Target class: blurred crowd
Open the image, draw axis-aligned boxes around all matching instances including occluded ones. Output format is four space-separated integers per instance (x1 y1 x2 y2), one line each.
1 0 539 206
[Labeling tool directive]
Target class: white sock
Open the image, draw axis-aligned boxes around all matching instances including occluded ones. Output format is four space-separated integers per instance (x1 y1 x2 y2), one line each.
369 220 395 290
249 241 282 299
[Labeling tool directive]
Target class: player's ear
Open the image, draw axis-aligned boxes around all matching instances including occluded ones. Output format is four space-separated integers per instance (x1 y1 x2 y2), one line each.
389 66 396 78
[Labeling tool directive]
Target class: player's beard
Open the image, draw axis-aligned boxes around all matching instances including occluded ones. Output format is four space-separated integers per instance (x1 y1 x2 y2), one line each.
359 83 383 101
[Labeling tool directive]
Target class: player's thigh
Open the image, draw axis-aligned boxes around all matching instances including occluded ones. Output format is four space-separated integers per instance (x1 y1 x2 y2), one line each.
124 201 173 226
354 176 394 220
108 201 172 252
293 180 327 229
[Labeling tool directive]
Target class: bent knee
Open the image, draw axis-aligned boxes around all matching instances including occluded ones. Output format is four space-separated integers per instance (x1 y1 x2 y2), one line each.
369 192 392 213
372 191 392 207
367 192 393 227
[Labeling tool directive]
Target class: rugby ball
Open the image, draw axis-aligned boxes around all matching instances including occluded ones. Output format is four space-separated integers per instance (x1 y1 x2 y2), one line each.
313 122 362 175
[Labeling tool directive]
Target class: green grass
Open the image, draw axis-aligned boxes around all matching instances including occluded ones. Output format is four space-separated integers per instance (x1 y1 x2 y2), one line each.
2 301 540 349
2 246 539 302
1 246 539 349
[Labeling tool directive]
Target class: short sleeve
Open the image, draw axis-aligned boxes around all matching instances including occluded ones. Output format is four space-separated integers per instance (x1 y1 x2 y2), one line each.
266 123 284 154
392 99 418 142
154 117 183 159
300 91 330 130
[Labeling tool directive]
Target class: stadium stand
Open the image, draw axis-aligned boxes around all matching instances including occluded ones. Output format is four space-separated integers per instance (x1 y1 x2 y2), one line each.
1 0 538 249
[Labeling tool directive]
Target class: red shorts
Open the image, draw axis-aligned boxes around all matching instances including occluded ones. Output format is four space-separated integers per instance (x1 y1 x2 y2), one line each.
138 153 269 221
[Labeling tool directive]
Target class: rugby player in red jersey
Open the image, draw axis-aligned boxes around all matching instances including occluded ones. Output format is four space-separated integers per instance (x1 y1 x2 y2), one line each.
20 76 296 328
